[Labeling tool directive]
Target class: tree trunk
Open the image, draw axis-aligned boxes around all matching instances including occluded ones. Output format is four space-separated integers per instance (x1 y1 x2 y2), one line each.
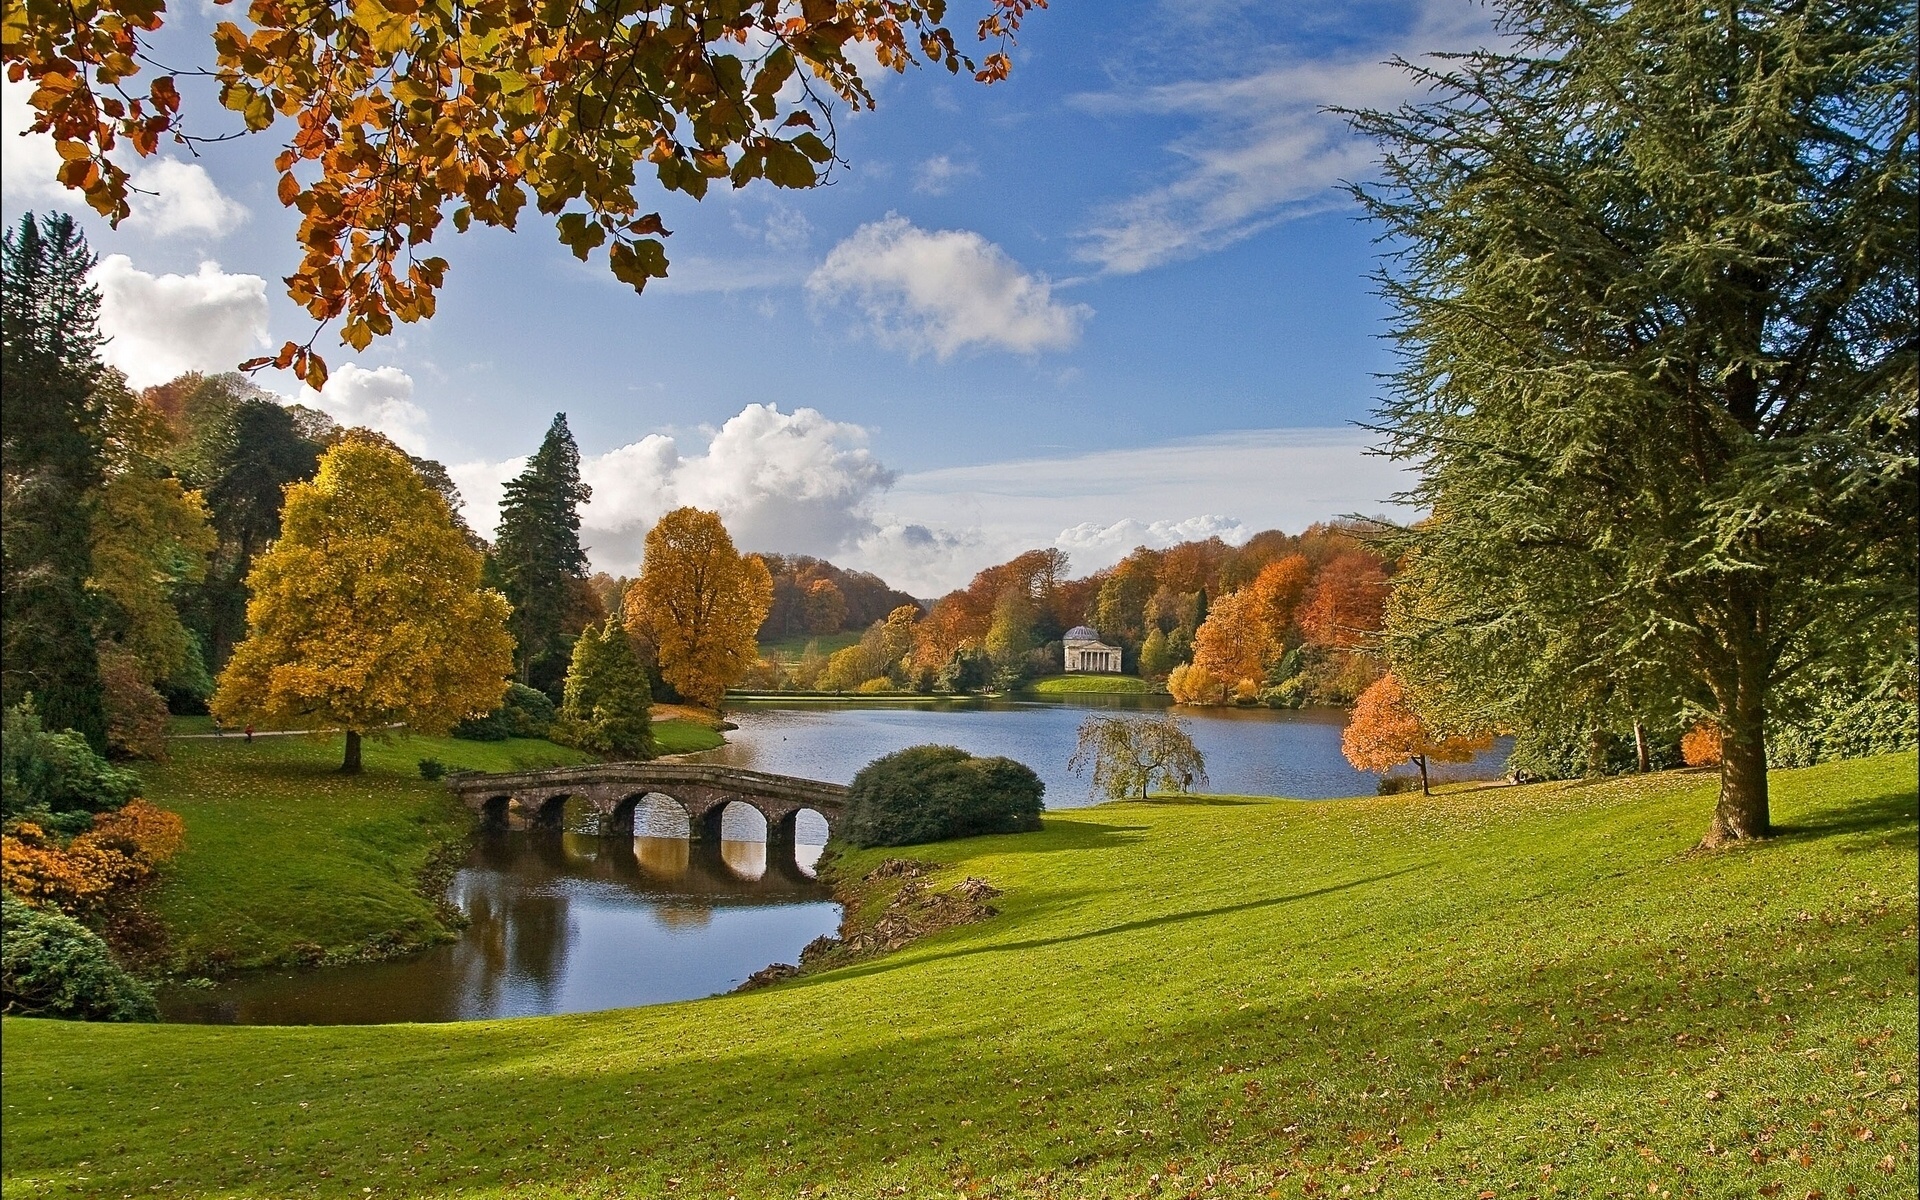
1705 672 1770 846
1416 754 1430 796
1633 720 1650 774
342 729 363 774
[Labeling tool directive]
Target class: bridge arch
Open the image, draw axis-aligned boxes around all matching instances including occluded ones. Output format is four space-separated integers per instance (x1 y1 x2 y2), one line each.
620 791 692 839
479 795 512 830
448 763 847 840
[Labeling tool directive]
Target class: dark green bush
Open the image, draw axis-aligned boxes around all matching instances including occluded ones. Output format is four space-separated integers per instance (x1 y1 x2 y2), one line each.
452 683 556 741
2 702 141 821
417 758 447 781
1 894 158 1022
841 745 1044 848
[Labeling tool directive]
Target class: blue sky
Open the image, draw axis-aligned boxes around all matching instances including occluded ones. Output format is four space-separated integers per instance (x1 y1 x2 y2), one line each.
2 0 1494 594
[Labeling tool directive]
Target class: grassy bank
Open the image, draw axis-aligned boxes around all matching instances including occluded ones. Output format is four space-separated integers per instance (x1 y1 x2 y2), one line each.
759 631 863 664
138 732 593 971
1025 673 1153 695
4 755 1914 1198
652 718 725 754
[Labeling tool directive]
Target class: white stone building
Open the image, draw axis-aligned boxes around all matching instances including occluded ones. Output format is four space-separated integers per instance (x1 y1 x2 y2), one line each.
1063 626 1123 673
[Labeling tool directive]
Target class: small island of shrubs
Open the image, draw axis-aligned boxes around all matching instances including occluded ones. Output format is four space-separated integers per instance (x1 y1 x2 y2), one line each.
840 745 1044 848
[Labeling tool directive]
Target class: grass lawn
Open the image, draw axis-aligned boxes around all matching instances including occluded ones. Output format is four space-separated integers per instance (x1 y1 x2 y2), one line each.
4 755 1914 1198
1025 673 1153 695
653 718 724 755
135 731 594 972
759 630 863 664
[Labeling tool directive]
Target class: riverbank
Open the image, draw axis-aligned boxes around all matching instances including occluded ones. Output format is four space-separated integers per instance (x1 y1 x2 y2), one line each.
5 754 1913 1197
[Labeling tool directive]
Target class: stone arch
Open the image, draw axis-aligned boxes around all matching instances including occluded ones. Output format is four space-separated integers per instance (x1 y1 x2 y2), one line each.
619 791 692 839
716 799 769 843
480 795 512 830
532 793 580 831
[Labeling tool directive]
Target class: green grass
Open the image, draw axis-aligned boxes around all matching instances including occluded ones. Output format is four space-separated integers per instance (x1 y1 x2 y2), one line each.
652 718 724 754
1024 672 1153 695
759 630 863 664
136 732 593 971
4 756 1915 1198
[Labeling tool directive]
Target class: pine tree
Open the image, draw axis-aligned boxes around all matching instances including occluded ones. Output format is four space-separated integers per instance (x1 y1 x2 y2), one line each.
558 619 653 759
494 413 592 694
0 213 109 749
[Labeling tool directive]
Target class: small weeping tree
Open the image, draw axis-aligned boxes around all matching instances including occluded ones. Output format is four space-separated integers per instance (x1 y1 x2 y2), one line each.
1068 714 1208 802
211 435 514 772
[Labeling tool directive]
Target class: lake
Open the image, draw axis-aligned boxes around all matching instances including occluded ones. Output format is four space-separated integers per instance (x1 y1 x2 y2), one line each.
691 695 1511 804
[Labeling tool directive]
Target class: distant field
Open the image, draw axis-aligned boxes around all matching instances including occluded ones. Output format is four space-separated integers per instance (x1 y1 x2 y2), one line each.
1026 673 1152 695
759 630 863 663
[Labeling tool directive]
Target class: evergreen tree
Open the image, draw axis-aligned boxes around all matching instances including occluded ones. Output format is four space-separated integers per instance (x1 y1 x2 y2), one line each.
559 620 653 759
0 213 108 749
495 413 592 694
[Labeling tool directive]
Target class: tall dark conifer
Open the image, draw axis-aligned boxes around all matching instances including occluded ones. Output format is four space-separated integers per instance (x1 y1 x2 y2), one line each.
0 213 109 749
494 413 592 694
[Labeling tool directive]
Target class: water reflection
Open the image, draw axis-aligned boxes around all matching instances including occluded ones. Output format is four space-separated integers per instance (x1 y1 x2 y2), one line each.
158 831 839 1025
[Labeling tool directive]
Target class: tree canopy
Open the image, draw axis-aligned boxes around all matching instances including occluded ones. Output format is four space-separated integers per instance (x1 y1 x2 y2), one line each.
5 0 1043 385
210 435 513 771
1067 713 1207 801
624 507 772 709
1341 674 1491 796
1352 0 1917 843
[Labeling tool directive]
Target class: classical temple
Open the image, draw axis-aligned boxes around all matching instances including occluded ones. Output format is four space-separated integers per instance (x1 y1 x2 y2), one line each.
1062 626 1123 673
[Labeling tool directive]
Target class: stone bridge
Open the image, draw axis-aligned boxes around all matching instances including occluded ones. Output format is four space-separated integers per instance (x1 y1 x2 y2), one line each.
447 762 848 844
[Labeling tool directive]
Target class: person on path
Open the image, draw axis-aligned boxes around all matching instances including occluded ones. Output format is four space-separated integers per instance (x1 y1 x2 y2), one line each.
244 724 254 743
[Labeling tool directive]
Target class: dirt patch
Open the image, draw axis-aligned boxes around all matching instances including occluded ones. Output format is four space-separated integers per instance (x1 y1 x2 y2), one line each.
734 857 1002 991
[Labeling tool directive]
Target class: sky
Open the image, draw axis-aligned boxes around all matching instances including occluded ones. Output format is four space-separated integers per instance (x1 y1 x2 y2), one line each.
1 0 1498 596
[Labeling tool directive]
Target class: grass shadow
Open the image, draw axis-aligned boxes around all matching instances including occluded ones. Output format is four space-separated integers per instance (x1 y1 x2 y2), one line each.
1772 784 1918 854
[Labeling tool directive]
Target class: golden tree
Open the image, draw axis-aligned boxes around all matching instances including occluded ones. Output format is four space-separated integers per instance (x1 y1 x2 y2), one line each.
624 508 773 709
1341 673 1490 795
1190 589 1268 697
210 435 512 772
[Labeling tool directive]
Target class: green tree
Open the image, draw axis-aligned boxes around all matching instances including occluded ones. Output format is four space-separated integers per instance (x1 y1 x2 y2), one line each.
0 213 108 750
210 436 513 772
1353 0 1918 845
984 588 1037 687
1139 627 1174 679
1067 714 1208 801
558 619 653 760
495 414 592 695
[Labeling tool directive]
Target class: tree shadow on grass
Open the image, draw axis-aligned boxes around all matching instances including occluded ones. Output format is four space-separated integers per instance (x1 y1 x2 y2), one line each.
815 864 1435 987
1771 785 1918 855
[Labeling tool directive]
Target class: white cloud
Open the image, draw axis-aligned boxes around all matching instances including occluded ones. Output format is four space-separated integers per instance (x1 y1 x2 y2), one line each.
1072 0 1496 273
121 158 249 239
453 404 895 570
4 79 246 238
92 256 271 388
1054 515 1251 563
1 77 66 205
912 154 978 196
808 215 1089 359
296 364 430 452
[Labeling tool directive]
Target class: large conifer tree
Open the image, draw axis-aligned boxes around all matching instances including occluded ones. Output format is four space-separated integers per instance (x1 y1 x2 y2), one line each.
0 213 109 749
494 413 592 693
1354 0 1917 845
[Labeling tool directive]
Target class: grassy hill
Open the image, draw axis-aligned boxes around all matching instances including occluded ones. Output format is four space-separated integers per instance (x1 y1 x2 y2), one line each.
3 755 1914 1198
1025 673 1153 695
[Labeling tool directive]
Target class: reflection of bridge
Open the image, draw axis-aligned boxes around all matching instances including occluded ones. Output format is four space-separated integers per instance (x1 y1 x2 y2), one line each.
448 763 848 844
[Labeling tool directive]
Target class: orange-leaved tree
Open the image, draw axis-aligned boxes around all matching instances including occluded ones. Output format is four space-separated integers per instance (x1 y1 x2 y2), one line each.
1300 551 1389 651
5 0 1045 386
1190 588 1270 700
1341 673 1490 795
624 508 773 710
1247 553 1312 643
210 435 514 772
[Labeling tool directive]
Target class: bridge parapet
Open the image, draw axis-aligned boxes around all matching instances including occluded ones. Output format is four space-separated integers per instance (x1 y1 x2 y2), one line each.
446 761 849 840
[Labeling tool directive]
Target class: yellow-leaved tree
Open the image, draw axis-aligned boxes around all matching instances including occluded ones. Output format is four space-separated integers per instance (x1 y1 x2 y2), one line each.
624 508 773 710
210 435 513 772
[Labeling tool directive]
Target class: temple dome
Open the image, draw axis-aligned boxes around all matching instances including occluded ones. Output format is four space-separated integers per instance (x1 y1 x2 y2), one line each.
1063 626 1101 642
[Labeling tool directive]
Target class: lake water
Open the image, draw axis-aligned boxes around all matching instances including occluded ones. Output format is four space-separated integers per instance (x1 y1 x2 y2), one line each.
158 696 1507 1025
691 696 1512 805
158 831 840 1025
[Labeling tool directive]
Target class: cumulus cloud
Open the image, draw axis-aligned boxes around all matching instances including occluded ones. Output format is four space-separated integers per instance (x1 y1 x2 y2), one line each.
296 364 430 452
452 404 896 570
92 256 271 388
912 154 977 196
4 79 247 238
121 158 249 238
1054 515 1251 563
1072 0 1496 273
808 215 1089 359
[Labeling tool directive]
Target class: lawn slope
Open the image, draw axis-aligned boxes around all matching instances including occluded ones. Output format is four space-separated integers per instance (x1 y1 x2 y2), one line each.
1025 673 1153 695
3 756 1914 1199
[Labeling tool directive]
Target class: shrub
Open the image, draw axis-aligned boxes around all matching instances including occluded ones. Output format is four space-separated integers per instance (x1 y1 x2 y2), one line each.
417 758 447 781
0 893 158 1021
2 801 185 915
841 745 1044 848
452 682 557 741
1 702 142 822
1680 721 1723 767
98 643 170 761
